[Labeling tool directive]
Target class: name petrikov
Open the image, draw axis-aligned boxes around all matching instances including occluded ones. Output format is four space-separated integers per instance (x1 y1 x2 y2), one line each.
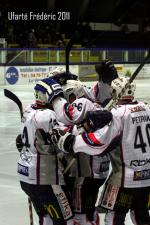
132 115 150 124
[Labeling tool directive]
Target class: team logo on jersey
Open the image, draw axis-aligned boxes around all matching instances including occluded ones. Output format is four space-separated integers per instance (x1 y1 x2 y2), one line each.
134 169 150 180
20 150 32 163
5 67 19 84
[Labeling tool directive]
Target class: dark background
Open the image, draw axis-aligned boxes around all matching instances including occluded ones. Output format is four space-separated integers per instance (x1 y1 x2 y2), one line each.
1 0 150 47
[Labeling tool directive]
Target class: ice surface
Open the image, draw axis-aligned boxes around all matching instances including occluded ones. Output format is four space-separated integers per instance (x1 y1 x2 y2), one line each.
0 79 149 225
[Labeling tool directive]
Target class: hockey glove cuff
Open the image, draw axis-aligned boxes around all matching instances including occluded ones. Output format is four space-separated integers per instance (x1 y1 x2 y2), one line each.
48 128 75 154
95 59 118 84
51 72 78 85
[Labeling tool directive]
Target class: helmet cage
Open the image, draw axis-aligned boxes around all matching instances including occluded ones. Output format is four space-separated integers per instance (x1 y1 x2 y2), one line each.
111 77 136 100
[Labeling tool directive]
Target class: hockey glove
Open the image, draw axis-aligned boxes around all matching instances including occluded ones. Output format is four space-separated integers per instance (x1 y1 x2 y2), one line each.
16 134 23 152
35 78 64 104
85 110 113 132
95 59 118 84
51 72 78 86
48 128 75 154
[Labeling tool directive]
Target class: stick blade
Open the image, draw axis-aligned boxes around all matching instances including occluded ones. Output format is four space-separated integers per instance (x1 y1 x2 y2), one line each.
4 89 23 118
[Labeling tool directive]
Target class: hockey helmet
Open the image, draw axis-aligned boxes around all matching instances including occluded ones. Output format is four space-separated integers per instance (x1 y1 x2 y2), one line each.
48 67 65 77
34 78 59 106
62 80 85 102
111 77 136 100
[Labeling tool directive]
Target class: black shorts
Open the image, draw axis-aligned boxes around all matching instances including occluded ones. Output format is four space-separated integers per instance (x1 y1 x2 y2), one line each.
66 177 106 214
20 181 73 223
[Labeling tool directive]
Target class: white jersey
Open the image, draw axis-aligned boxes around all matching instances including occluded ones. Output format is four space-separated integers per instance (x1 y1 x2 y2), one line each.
73 101 150 188
83 81 112 106
52 97 99 125
52 94 110 179
17 104 65 185
52 81 112 125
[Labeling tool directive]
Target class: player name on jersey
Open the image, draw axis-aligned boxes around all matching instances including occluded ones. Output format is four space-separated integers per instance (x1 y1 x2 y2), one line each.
132 115 150 124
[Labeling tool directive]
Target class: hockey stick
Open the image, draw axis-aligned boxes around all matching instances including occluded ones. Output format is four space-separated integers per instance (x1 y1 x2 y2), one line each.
63 157 76 175
65 31 80 73
63 49 150 174
63 32 81 174
129 49 150 83
106 49 150 111
4 89 23 118
4 89 34 225
28 198 34 225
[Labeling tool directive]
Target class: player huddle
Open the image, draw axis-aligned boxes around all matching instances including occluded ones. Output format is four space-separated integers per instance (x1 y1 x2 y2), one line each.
16 60 150 225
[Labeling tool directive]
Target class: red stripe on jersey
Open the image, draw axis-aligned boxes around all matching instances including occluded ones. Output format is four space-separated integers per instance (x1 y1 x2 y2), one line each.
120 144 125 187
82 132 103 147
68 105 74 119
88 133 102 145
64 125 74 133
63 103 74 120
93 83 99 98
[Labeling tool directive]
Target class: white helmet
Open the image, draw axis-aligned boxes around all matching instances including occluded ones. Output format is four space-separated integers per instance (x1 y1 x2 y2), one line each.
48 67 65 77
111 77 136 100
63 80 85 102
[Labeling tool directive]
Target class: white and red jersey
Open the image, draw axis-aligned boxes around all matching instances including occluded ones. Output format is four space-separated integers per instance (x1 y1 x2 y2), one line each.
17 104 65 185
73 101 150 188
83 81 112 106
52 97 100 125
52 88 110 179
52 81 112 125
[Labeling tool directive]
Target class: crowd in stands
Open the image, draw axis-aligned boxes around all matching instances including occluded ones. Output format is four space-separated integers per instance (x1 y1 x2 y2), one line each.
0 2 93 48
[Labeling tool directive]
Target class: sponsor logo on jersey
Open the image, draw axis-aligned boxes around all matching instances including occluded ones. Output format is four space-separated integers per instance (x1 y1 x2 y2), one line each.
130 106 146 113
17 163 29 176
134 169 150 180
130 158 150 167
5 67 19 84
99 160 110 172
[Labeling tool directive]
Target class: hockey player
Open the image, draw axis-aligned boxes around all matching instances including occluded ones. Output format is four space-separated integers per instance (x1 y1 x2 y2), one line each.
60 79 111 225
40 60 118 225
48 77 150 225
48 60 118 125
16 78 75 225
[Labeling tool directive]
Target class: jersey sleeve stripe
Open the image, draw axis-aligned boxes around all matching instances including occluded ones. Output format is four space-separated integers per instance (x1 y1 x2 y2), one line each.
81 132 103 147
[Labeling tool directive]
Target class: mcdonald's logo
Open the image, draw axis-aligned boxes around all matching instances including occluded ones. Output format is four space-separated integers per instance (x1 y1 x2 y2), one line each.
44 204 60 219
